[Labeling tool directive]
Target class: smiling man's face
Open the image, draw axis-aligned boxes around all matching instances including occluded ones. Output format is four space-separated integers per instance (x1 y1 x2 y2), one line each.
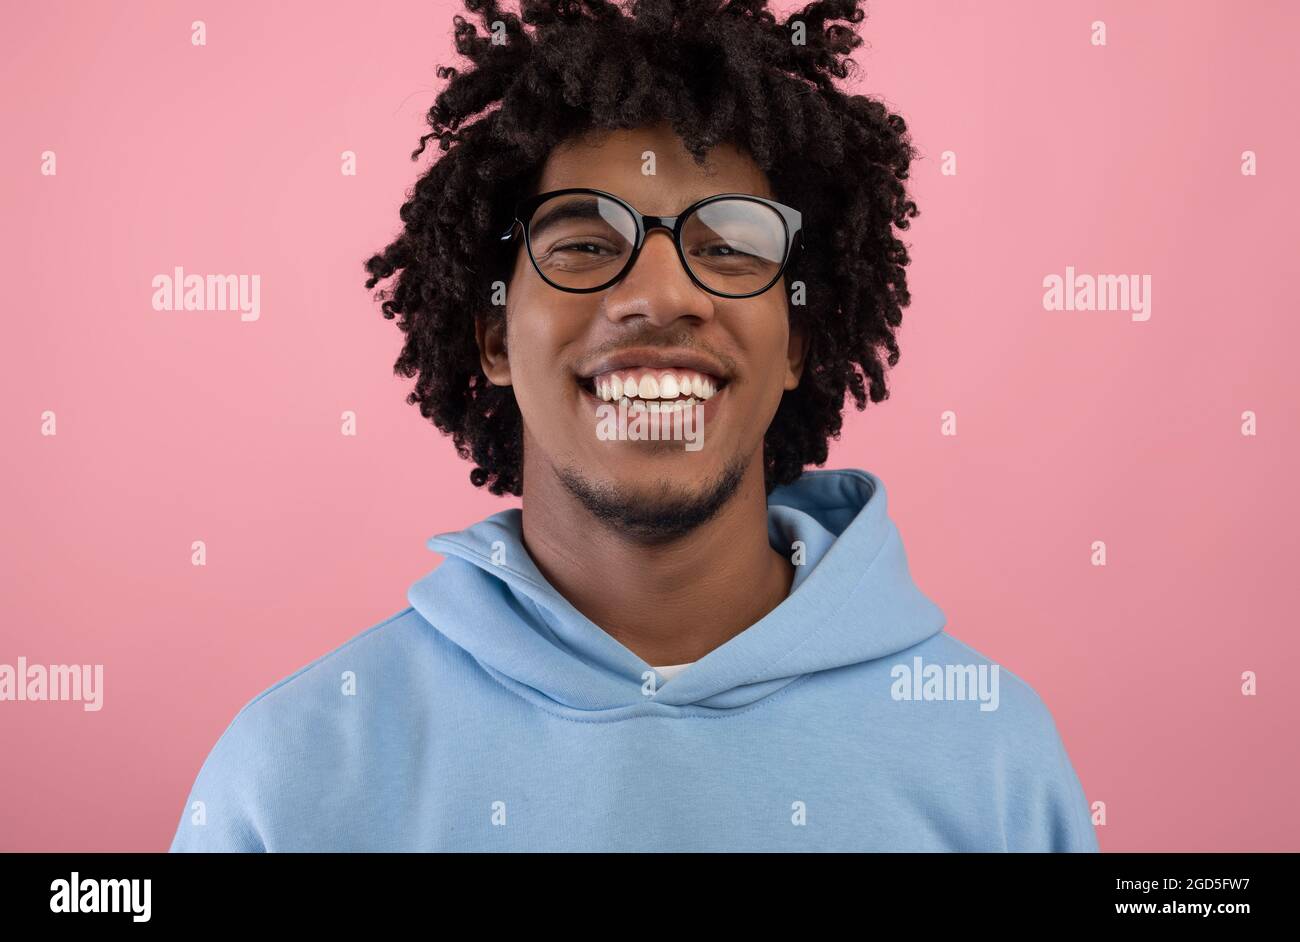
477 122 806 541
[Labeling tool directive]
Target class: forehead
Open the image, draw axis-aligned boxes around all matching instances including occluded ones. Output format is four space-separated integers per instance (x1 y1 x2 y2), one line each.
533 123 774 214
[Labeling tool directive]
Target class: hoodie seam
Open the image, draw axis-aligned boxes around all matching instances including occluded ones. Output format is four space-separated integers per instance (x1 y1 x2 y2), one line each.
473 659 819 723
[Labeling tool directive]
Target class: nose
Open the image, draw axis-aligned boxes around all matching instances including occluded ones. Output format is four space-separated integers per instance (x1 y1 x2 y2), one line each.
600 227 715 328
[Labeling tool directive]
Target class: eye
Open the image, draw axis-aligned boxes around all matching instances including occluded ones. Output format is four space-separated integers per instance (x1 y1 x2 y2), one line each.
553 240 616 256
694 242 759 258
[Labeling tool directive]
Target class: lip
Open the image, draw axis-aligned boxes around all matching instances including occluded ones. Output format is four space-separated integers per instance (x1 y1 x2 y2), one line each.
577 348 730 386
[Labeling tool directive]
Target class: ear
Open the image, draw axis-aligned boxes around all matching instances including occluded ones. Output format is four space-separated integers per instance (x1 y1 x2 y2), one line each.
474 312 512 387
784 316 808 391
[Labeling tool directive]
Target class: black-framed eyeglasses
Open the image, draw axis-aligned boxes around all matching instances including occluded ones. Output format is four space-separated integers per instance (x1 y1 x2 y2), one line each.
498 187 803 299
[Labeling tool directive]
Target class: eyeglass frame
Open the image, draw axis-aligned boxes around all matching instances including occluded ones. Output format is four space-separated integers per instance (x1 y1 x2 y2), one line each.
497 187 804 299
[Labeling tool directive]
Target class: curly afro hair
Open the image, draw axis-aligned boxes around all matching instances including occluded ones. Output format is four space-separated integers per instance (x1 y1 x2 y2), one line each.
363 0 920 497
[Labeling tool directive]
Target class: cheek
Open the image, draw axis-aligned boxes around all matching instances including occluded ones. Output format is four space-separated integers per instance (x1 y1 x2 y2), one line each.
504 288 587 408
739 301 791 382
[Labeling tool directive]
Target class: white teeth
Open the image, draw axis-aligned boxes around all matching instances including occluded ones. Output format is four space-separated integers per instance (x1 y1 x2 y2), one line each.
595 370 721 403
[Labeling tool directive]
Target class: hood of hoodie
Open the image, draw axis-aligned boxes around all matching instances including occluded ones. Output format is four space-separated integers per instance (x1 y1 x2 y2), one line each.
408 467 947 717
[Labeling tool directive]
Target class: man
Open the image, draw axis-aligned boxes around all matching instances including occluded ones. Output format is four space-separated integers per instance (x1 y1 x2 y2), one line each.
170 0 1097 852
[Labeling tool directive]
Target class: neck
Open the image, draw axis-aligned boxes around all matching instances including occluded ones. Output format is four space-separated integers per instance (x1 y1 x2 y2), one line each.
519 453 795 667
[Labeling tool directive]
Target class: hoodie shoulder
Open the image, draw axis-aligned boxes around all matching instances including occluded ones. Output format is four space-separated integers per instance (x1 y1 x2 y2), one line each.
909 632 1099 852
168 607 432 852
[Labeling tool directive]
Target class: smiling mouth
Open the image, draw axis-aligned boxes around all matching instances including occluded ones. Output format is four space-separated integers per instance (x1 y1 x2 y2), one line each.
576 368 728 406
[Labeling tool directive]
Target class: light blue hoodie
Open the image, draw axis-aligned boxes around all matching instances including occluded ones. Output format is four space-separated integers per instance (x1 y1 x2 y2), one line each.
169 467 1098 852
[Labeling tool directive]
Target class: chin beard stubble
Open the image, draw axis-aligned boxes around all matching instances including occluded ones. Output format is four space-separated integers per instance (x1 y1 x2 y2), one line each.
555 452 750 544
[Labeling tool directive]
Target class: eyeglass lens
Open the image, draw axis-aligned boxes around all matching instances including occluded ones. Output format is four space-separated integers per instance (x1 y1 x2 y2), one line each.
525 192 788 295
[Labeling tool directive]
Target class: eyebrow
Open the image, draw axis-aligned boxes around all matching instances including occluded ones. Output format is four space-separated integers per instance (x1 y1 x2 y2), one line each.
529 196 604 238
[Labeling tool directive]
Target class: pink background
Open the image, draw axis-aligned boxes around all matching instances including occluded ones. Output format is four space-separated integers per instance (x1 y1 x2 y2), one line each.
2 0 1297 852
